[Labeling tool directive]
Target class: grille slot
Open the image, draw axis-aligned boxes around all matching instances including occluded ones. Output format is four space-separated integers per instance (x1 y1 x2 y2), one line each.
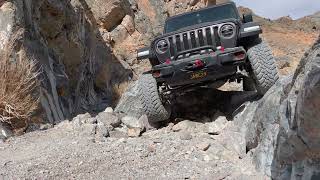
214 26 221 47
183 33 189 50
198 29 204 46
205 28 213 45
175 35 182 52
168 37 175 55
190 31 196 49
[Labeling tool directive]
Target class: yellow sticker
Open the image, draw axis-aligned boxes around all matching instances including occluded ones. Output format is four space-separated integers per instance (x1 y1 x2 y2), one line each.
190 71 207 80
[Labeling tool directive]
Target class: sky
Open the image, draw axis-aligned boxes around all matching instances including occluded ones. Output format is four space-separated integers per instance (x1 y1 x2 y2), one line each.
233 0 320 20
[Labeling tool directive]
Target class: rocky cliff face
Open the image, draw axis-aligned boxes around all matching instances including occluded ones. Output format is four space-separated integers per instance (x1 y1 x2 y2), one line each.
0 0 137 127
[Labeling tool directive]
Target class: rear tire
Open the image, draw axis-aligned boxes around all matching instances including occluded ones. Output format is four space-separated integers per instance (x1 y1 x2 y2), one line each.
137 74 171 122
247 40 279 95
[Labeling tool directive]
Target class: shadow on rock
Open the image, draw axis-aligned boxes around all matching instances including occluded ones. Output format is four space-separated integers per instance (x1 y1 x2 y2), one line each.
172 88 260 121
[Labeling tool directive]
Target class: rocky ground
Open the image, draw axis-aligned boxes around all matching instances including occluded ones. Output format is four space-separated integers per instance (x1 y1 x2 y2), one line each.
0 0 320 179
0 111 266 179
1 39 320 178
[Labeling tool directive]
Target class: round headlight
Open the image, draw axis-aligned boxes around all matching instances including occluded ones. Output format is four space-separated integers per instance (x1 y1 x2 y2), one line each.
156 39 169 54
219 24 235 38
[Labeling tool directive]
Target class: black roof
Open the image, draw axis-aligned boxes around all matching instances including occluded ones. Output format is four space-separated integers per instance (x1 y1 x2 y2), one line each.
165 1 238 23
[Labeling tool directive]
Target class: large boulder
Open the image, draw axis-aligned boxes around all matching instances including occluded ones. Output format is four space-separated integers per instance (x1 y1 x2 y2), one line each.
234 35 320 179
85 0 132 31
115 81 144 118
223 77 290 177
272 36 320 179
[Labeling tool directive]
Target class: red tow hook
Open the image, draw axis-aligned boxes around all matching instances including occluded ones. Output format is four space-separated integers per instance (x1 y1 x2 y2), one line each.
195 59 204 68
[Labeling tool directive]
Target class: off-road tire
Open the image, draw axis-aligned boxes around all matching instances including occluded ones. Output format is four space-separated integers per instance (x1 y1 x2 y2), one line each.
138 74 171 122
247 40 279 95
243 76 256 91
149 49 160 66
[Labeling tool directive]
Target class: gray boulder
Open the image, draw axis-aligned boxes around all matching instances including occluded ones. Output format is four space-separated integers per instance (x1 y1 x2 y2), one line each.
121 115 148 137
121 116 144 129
115 81 144 118
235 35 320 179
272 36 320 179
0 122 13 141
205 116 228 135
96 112 121 128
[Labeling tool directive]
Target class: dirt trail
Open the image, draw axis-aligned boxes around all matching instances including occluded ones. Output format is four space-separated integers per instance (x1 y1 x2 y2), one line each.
0 117 264 179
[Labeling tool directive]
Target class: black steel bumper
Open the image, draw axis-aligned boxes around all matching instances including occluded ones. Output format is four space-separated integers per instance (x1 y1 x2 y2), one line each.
150 47 247 87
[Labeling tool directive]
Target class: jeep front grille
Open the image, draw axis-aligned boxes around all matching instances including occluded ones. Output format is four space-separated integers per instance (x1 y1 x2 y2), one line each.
166 26 221 57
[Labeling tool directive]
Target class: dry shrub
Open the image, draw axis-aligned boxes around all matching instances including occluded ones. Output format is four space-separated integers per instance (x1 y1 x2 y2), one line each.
0 29 40 129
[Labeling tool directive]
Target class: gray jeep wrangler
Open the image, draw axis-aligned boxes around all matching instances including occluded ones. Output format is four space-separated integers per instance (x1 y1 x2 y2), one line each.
136 2 279 122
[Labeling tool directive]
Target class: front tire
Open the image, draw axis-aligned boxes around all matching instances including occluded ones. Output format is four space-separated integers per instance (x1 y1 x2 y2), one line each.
137 74 171 122
247 40 279 95
243 76 256 91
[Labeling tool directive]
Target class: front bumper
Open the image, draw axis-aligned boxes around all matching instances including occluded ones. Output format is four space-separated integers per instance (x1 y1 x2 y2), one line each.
151 47 247 87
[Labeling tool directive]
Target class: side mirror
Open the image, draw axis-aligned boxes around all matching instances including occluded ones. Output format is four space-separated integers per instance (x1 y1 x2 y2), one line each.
242 13 253 23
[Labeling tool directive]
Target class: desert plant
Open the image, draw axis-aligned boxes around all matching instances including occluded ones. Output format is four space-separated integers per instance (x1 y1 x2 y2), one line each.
0 29 41 129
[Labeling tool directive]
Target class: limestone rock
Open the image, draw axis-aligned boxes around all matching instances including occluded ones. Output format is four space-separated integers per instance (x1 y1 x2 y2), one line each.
127 127 142 137
121 116 145 131
115 81 144 118
135 0 167 35
138 115 159 130
216 128 246 158
96 112 121 128
189 0 200 6
234 36 320 179
72 113 93 128
272 37 320 179
196 142 211 151
235 78 288 176
110 24 130 43
172 120 204 132
95 123 109 140
86 0 132 31
79 124 96 137
295 51 320 151
121 15 135 35
104 107 114 113
0 122 13 140
0 1 14 50
205 116 228 135
204 0 217 6
179 131 193 140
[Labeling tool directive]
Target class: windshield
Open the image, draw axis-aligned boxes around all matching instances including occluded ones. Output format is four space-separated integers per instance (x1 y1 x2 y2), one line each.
165 4 239 33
